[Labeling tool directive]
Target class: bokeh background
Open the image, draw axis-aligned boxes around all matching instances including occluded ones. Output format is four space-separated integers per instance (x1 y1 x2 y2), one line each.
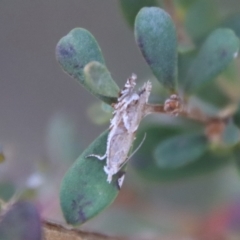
0 1 152 178
1 1 240 239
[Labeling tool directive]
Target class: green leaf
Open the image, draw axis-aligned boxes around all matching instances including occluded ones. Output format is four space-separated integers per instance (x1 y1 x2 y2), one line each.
184 0 220 44
185 28 239 93
154 133 208 169
175 0 197 9
84 61 119 104
0 182 15 201
233 103 240 129
0 201 42 240
233 143 240 171
178 47 197 88
47 113 82 164
60 130 124 226
119 0 159 28
132 124 231 181
87 102 112 125
222 119 240 146
134 7 178 92
221 60 239 82
221 14 240 39
56 28 109 93
195 80 231 109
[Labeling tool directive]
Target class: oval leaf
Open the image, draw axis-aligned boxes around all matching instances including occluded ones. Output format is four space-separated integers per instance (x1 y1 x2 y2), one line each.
154 133 208 169
84 61 119 104
233 103 240 129
0 182 15 202
221 14 240 39
222 119 240 146
0 201 42 240
178 47 197 88
132 124 231 181
185 28 240 93
233 143 240 172
184 0 220 44
47 114 82 164
56 28 106 89
60 130 124 226
119 0 159 28
87 102 112 125
176 0 197 9
195 80 231 109
134 7 178 92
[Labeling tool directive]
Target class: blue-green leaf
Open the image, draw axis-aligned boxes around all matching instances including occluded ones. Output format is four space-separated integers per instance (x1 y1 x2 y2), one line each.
222 119 240 146
119 0 159 28
175 0 197 9
154 133 208 169
233 143 240 172
56 28 107 91
184 0 220 44
87 102 112 125
178 47 197 88
195 80 231 109
221 14 240 38
0 182 15 202
46 113 82 164
132 124 231 181
185 28 239 93
233 103 240 129
60 130 124 226
0 201 42 240
134 7 178 92
84 61 119 104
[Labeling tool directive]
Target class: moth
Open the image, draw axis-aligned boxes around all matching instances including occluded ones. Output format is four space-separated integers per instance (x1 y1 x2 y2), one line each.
88 74 152 184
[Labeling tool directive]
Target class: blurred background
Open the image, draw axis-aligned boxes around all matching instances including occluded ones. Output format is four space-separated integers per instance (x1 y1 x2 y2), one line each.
1 1 240 239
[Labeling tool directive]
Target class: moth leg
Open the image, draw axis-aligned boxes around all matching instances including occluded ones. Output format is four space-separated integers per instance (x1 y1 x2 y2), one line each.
86 153 107 160
103 166 115 183
107 174 113 183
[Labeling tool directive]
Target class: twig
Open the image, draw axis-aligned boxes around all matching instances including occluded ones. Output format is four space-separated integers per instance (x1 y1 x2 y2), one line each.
43 220 123 240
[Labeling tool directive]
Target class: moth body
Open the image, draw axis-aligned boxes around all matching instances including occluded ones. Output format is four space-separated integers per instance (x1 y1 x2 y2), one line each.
88 74 152 184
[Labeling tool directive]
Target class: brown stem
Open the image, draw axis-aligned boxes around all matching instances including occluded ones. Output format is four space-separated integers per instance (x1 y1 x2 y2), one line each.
144 104 165 115
145 94 236 144
43 220 123 240
178 108 209 123
145 103 227 125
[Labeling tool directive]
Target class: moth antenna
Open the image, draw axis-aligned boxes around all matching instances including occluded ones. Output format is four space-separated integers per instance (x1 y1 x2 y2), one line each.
128 132 147 159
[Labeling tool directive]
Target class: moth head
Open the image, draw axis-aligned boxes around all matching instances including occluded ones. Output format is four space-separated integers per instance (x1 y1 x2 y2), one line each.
125 74 137 89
